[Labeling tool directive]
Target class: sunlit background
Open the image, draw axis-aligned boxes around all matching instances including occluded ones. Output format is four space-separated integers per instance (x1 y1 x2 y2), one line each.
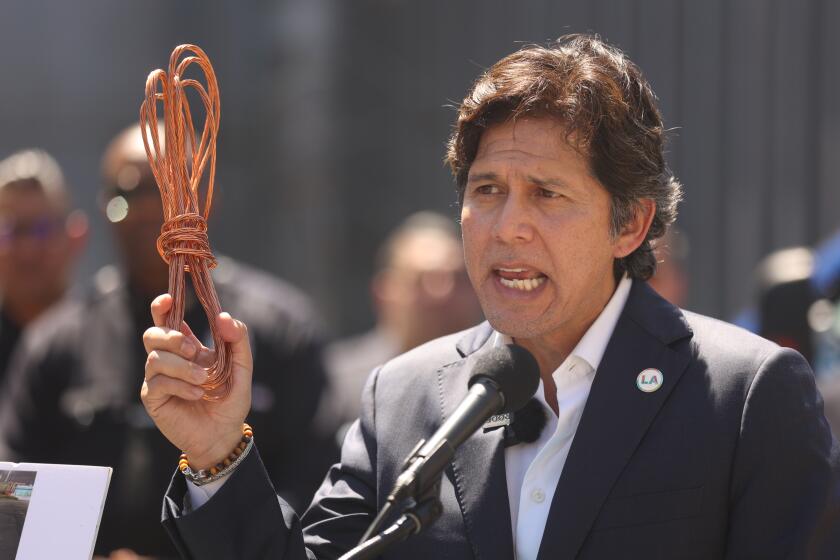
2 0 838 335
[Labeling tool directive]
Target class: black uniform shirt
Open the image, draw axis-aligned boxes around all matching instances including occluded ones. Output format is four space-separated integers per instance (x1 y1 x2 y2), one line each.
0 307 22 386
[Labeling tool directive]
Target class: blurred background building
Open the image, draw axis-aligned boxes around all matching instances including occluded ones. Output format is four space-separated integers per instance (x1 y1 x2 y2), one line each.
1 0 839 336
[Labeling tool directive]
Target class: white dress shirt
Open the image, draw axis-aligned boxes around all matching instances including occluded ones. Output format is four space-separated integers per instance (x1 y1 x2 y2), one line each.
188 277 633 559
500 275 632 560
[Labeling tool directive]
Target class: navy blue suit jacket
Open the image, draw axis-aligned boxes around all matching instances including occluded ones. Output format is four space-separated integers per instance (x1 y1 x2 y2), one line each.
162 281 840 559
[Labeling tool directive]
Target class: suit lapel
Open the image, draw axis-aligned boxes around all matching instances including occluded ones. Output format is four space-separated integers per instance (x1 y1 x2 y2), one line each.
537 282 693 559
443 324 514 560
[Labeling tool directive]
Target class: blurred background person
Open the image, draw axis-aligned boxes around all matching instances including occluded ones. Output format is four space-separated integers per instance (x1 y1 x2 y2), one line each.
811 229 840 375
0 149 86 382
315 211 483 447
729 235 840 438
648 227 690 307
753 247 819 362
809 229 840 437
809 229 840 558
0 124 331 559
731 248 817 351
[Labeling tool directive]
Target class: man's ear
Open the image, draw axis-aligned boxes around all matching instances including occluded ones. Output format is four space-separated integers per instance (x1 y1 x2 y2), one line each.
612 199 655 259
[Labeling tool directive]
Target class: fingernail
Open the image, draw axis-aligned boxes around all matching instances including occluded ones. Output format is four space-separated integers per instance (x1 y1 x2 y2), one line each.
181 340 197 358
191 387 205 399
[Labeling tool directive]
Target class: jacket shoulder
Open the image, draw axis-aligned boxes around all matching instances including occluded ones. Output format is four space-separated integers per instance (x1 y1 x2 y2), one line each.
359 325 486 463
367 324 487 412
678 310 814 404
681 310 780 366
376 324 485 383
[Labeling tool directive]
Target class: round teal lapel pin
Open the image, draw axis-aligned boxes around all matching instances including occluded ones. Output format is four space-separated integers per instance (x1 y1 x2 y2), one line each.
636 368 663 392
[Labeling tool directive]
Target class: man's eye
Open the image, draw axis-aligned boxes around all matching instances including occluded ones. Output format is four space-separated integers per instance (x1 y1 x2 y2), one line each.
538 188 563 199
474 184 499 195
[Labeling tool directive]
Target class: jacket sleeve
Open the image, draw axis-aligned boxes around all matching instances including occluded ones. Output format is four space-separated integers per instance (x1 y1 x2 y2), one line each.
163 445 309 560
161 367 382 560
725 347 840 558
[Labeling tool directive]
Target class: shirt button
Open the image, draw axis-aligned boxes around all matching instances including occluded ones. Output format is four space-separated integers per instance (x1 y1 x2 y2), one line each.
531 488 545 503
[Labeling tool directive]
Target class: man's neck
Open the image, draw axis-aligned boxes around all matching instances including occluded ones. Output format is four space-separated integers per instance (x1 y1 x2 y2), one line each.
514 332 587 417
514 311 606 392
513 277 623 415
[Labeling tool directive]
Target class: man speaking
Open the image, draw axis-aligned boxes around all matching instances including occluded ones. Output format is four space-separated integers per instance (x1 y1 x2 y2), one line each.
141 35 839 558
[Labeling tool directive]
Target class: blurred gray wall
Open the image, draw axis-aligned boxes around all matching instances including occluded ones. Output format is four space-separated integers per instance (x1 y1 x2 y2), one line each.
1 0 838 336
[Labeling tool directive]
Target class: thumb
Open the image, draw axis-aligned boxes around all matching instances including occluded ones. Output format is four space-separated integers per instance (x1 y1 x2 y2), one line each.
216 312 253 373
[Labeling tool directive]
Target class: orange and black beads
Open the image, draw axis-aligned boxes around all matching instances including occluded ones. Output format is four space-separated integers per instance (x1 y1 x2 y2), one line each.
179 423 253 476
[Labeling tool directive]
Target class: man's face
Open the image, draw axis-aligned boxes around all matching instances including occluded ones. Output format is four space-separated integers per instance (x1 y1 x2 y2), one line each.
0 187 71 304
460 117 622 346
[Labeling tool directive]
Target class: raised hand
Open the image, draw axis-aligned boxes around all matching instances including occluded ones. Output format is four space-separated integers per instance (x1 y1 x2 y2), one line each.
141 294 253 469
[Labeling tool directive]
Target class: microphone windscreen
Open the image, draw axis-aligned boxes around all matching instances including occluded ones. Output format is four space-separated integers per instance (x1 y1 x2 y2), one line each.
504 398 547 447
469 343 540 413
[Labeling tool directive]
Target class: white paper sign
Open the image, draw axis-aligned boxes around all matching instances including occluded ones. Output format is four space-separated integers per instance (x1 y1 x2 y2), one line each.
0 462 111 560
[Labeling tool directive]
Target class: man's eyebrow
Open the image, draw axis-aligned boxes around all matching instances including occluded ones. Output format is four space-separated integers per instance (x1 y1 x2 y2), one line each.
466 171 500 183
466 171 572 189
528 175 570 189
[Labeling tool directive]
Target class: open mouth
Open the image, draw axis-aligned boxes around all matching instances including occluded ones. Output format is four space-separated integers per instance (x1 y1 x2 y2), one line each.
494 267 548 292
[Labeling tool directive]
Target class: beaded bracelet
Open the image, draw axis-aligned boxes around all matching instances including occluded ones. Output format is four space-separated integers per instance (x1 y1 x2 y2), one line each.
179 423 254 486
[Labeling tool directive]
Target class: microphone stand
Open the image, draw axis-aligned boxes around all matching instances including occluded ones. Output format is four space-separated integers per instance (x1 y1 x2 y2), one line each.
340 344 538 559
337 484 443 560
340 389 492 560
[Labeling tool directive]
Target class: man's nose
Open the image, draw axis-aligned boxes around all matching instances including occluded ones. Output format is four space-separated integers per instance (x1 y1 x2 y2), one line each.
492 193 534 244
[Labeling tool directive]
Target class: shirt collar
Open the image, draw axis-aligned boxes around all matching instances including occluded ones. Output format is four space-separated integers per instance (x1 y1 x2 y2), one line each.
492 275 633 374
571 274 632 372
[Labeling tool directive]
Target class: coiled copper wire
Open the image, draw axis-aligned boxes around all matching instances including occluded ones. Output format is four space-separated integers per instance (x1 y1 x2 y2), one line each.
139 44 231 400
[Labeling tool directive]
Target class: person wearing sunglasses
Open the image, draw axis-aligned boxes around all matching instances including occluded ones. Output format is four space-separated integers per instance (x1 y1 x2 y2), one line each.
0 149 87 383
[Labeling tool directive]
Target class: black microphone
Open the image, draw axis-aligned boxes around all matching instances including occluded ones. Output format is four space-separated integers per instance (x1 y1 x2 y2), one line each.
387 344 540 505
503 397 548 448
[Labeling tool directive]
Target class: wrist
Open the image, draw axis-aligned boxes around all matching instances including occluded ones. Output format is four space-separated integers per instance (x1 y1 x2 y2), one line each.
180 424 254 486
180 433 254 487
185 425 250 471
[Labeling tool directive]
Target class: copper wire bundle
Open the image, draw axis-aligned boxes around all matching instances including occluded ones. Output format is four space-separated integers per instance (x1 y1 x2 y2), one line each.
139 44 231 400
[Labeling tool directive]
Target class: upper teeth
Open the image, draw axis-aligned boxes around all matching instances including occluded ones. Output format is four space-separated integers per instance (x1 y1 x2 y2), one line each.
498 267 527 273
499 276 546 291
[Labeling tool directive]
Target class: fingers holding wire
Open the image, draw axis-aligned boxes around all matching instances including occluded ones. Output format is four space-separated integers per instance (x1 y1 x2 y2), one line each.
144 348 208 386
178 320 216 368
150 294 174 328
141 375 205 410
148 294 215 367
143 324 199 360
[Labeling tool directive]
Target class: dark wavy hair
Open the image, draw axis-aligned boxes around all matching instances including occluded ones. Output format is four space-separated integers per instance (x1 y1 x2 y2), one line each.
445 34 682 281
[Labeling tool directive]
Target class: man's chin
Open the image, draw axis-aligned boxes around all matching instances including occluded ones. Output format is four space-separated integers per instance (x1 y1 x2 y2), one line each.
485 314 545 341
